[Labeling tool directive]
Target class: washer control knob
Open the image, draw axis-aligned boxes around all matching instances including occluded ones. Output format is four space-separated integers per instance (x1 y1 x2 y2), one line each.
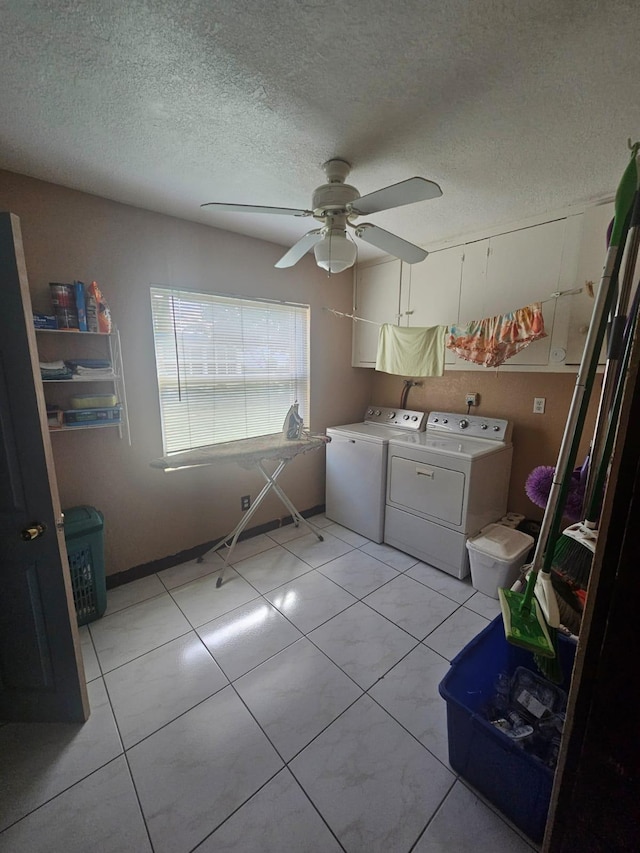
367 409 374 416
443 418 448 424
375 410 381 416
481 423 488 430
402 414 410 420
432 417 439 422
459 419 469 429
388 411 396 419
411 415 418 421
493 425 501 432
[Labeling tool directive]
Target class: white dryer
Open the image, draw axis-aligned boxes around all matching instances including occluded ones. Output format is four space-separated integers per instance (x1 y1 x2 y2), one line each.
325 406 426 542
384 412 513 578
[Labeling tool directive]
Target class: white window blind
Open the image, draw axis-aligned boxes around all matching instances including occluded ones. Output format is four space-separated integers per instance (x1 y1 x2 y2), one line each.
150 287 310 454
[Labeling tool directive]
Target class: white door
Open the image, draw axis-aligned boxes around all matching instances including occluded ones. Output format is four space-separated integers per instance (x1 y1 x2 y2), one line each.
0 213 88 722
352 259 402 366
404 245 464 365
388 455 465 525
566 202 614 364
480 221 567 365
458 239 490 323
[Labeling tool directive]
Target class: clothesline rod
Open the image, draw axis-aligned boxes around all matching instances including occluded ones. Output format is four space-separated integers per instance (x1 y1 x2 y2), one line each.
546 286 584 300
323 307 400 326
324 286 582 327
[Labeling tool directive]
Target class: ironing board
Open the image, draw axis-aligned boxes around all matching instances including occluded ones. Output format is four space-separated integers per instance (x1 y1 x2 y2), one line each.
150 432 329 587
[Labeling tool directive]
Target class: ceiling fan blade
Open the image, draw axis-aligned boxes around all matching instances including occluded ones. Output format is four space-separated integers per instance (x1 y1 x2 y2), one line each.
201 202 312 217
275 230 324 268
354 224 428 264
350 177 442 216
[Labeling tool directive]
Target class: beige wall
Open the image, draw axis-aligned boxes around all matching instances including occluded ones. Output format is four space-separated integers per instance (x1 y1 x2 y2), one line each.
1 170 373 576
371 370 601 521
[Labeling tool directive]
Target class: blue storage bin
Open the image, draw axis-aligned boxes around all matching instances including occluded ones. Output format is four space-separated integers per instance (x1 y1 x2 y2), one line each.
438 616 576 844
63 506 107 626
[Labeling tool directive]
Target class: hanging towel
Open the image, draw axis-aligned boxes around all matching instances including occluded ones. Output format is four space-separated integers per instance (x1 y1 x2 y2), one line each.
376 324 447 377
446 302 547 368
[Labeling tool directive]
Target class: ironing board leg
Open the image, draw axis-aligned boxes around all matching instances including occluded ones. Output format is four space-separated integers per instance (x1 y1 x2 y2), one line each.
197 455 323 586
255 460 323 543
198 460 289 585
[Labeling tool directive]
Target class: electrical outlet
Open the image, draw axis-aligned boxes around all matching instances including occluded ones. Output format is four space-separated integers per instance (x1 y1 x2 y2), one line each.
241 495 251 511
533 397 546 414
465 393 479 407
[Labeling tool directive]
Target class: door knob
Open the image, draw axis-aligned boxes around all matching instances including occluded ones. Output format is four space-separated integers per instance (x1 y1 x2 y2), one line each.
21 523 46 541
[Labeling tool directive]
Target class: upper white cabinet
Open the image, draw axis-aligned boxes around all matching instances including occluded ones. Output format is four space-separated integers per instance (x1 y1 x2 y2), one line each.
352 200 611 371
401 245 464 365
352 258 401 367
565 201 614 364
459 219 568 366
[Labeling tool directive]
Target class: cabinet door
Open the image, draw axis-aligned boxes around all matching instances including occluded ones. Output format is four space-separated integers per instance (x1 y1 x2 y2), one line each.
459 220 567 365
352 259 401 367
404 246 464 365
458 240 490 324
565 201 614 364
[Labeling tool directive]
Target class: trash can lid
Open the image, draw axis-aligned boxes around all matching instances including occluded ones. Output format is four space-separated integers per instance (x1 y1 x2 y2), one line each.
467 523 533 560
62 505 104 537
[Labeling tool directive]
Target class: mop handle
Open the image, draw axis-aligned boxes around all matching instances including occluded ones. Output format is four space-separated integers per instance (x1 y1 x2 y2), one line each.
521 160 639 601
536 246 623 571
522 243 625 607
583 186 640 512
583 277 640 524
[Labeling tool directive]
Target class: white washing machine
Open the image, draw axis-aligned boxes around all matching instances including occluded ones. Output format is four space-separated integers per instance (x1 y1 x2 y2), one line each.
384 411 513 578
325 406 427 542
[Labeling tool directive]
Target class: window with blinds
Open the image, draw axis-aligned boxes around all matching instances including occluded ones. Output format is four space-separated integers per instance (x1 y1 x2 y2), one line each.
150 287 310 454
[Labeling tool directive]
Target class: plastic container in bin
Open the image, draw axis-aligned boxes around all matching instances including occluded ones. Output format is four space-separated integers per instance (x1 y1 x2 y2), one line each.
63 506 107 626
438 616 576 844
466 523 534 599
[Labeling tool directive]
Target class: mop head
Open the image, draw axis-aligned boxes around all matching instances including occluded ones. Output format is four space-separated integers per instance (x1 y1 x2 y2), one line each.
531 571 563 684
498 586 555 658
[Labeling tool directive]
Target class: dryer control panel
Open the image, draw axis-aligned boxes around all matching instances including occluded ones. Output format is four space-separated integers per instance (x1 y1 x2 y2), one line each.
427 412 512 443
364 406 426 430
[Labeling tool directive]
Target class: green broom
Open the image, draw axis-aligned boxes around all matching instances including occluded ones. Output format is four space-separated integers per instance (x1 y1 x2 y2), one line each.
550 572 584 635
499 145 639 676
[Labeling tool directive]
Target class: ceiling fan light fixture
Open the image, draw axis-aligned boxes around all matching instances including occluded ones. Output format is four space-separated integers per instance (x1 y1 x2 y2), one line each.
313 229 357 274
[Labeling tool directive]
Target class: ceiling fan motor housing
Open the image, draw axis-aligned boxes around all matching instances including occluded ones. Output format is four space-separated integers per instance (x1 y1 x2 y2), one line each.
312 182 360 215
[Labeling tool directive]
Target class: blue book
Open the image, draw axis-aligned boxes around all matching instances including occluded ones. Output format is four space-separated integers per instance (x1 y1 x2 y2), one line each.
74 281 88 331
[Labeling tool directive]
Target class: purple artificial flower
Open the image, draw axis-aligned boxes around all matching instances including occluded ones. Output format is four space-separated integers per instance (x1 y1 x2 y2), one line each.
525 465 585 522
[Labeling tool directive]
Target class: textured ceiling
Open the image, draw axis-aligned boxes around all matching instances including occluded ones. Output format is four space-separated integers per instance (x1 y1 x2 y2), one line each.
1 0 639 262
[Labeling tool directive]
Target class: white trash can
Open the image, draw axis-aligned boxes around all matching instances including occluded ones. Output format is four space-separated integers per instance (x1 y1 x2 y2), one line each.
466 523 534 599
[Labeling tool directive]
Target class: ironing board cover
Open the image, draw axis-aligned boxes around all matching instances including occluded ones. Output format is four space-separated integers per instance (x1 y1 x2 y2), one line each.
150 432 329 471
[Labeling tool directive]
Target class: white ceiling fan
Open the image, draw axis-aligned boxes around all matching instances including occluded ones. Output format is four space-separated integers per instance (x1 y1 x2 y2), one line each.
201 159 442 274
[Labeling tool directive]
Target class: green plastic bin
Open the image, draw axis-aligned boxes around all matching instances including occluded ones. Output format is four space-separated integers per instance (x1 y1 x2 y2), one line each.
63 506 107 626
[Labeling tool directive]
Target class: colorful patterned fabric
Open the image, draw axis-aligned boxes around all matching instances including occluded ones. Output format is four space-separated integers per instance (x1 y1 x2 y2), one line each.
446 302 547 367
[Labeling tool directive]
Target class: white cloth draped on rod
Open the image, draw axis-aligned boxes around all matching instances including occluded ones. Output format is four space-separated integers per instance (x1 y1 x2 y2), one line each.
375 324 447 377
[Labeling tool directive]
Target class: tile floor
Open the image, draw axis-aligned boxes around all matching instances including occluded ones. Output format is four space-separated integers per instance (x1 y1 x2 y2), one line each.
0 516 538 853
